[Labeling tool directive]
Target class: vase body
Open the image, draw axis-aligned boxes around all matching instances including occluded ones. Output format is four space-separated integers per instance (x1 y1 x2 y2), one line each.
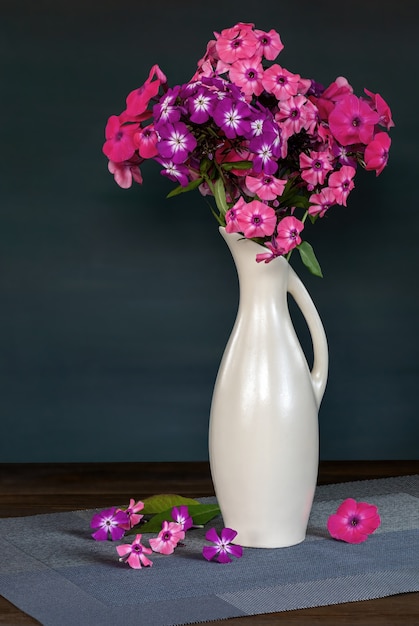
209 228 328 548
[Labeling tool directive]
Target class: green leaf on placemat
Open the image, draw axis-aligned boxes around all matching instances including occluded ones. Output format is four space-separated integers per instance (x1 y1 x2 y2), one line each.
130 503 221 535
141 494 200 515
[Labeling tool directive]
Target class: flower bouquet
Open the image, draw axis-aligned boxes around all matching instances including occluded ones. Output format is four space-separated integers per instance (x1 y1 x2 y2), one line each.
103 21 393 276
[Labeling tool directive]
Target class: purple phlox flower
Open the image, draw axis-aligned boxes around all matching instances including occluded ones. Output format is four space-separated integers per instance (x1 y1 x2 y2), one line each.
90 506 129 541
116 534 153 569
202 527 243 563
212 97 252 139
156 157 191 186
153 87 181 125
249 135 279 175
306 79 325 98
157 121 197 164
188 86 217 124
171 505 193 531
331 141 358 167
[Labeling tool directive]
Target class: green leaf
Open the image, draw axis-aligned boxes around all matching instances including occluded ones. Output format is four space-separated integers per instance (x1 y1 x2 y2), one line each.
129 503 221 535
166 177 203 198
141 494 199 515
213 177 228 215
221 160 252 171
297 241 323 277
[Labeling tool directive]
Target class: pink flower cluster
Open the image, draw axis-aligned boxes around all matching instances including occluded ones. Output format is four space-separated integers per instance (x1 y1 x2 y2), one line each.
103 22 393 272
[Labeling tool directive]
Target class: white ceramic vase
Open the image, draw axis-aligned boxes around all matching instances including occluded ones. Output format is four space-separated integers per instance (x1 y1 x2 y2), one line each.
209 227 328 548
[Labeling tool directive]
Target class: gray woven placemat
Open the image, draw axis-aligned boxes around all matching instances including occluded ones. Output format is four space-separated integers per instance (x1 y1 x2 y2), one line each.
0 475 418 626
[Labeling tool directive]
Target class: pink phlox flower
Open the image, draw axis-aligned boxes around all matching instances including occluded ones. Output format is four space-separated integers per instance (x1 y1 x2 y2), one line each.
103 115 138 163
328 94 380 146
116 534 153 568
364 89 395 130
300 150 334 187
262 64 301 100
90 506 129 541
149 521 185 555
254 28 284 61
133 125 159 159
225 200 244 234
202 527 243 564
171 505 193 532
327 498 381 544
235 199 277 238
308 187 337 217
275 215 304 253
108 159 143 189
328 165 356 206
125 64 167 119
245 173 287 201
364 132 391 176
117 499 145 531
276 96 311 140
256 237 286 263
228 57 265 97
215 23 258 64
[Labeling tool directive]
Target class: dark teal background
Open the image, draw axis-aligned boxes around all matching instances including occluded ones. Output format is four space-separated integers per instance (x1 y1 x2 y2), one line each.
1 0 418 461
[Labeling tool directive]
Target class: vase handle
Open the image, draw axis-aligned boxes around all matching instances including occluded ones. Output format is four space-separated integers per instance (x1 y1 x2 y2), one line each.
287 266 329 407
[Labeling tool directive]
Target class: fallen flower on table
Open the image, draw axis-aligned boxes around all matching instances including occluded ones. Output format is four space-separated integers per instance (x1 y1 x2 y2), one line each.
116 534 153 569
171 505 193 531
90 507 129 541
149 520 185 554
202 527 243 563
327 498 381 544
117 498 145 530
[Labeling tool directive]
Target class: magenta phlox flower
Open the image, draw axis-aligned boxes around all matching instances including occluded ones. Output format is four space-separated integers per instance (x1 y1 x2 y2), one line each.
157 121 197 164
235 199 277 238
133 125 159 159
275 216 304 253
328 94 380 146
215 23 258 64
149 521 185 555
171 505 193 531
254 28 284 60
103 115 138 163
212 97 252 139
117 499 145 531
300 150 333 187
202 527 243 563
327 498 381 544
188 86 217 123
262 64 301 100
313 76 353 120
256 237 287 263
228 57 264 97
245 173 286 201
116 534 153 568
364 89 395 130
308 187 337 217
156 158 191 186
364 132 391 176
125 64 167 119
108 159 143 189
90 507 129 541
328 165 356 206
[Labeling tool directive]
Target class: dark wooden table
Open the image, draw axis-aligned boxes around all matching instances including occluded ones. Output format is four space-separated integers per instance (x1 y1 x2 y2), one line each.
1 460 418 625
